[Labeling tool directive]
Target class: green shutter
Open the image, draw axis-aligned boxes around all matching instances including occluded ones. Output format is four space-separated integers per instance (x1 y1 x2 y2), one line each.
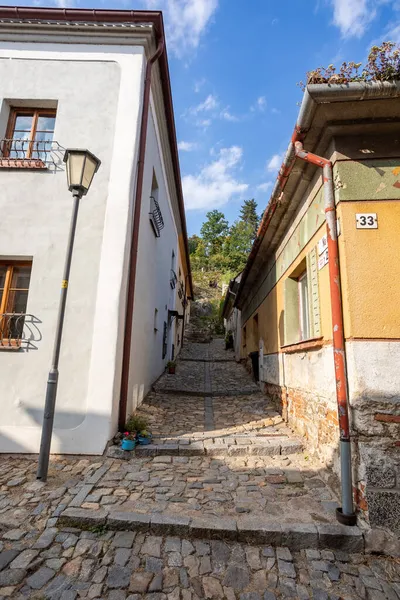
306 247 321 338
284 277 299 345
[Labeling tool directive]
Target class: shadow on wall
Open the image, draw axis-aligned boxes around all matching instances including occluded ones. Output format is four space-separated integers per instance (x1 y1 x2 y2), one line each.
0 408 112 456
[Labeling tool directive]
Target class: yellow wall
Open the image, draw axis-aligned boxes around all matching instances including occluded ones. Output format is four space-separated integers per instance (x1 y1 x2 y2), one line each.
241 197 400 358
242 223 333 357
339 200 400 339
241 157 400 357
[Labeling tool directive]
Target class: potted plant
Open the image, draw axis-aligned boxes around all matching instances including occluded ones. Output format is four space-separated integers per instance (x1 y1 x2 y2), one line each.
167 360 176 374
124 415 151 447
137 429 153 445
121 431 137 451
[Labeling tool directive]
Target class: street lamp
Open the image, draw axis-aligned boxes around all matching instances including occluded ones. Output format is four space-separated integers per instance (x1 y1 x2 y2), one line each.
37 149 101 482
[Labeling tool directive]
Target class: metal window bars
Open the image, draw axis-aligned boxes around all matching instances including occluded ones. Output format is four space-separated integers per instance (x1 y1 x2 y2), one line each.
0 138 63 169
170 269 178 289
149 195 165 237
0 313 27 348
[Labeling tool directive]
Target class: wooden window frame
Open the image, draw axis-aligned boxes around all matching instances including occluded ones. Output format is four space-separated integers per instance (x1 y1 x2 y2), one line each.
0 261 32 346
2 107 57 168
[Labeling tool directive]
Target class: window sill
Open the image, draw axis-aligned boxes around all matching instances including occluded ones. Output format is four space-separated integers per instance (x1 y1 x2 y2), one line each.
281 337 324 354
0 158 47 169
0 340 22 351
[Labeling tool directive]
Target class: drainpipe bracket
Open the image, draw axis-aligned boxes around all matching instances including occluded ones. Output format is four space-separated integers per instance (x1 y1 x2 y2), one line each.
336 507 357 527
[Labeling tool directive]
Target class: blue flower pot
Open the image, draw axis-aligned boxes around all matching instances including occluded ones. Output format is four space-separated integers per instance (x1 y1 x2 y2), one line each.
121 438 136 451
138 435 152 445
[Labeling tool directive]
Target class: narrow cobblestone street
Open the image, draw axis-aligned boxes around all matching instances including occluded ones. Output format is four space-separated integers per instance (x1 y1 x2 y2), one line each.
0 337 399 598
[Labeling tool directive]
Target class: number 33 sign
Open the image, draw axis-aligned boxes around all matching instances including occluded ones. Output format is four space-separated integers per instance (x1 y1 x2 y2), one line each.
356 213 378 229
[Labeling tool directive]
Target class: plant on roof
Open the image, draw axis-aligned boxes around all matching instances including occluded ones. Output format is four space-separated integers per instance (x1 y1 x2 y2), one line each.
298 42 400 91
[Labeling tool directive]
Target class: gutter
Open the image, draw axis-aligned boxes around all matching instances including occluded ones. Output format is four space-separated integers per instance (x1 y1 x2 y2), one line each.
118 33 165 431
294 141 355 525
236 81 400 304
235 80 400 525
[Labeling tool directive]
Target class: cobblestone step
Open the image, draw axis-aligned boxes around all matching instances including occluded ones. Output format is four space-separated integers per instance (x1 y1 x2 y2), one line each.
58 507 365 552
63 454 340 531
1 524 399 599
108 436 304 459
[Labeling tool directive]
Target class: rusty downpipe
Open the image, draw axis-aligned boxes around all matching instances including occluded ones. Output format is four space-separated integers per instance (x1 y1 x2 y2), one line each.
118 35 165 431
294 141 356 526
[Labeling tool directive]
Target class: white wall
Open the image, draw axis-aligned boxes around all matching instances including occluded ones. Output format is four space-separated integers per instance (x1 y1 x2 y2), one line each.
127 97 179 414
0 41 145 454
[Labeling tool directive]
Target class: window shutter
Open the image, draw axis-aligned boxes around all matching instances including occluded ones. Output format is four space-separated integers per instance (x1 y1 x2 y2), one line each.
283 277 299 346
306 247 321 337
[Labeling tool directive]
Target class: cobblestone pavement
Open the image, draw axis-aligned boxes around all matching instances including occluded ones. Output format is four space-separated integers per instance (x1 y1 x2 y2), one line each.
1 337 398 596
78 455 338 524
0 525 399 599
0 454 338 528
180 339 235 362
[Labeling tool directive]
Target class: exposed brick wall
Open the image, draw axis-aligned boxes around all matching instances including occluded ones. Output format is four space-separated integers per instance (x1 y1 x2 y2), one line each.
263 382 338 462
263 381 400 531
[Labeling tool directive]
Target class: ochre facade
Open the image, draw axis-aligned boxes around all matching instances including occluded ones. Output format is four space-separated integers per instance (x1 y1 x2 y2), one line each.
240 145 400 533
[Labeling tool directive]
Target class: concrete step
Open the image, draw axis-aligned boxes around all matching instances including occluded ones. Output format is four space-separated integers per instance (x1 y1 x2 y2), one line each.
107 435 304 459
58 508 364 551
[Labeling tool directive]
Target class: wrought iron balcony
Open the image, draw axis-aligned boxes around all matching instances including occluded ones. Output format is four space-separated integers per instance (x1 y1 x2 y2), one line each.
0 138 63 170
170 269 178 289
149 195 164 237
0 313 42 350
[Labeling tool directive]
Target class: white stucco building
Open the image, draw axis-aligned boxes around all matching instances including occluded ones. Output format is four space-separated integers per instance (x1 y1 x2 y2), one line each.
0 7 193 455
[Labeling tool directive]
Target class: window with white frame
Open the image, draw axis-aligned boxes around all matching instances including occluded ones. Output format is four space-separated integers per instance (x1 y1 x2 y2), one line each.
298 271 310 341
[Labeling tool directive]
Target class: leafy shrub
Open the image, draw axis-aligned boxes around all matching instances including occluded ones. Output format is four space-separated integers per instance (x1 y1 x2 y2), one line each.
125 414 148 434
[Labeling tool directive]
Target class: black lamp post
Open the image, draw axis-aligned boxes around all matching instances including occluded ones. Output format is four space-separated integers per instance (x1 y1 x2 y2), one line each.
37 149 101 482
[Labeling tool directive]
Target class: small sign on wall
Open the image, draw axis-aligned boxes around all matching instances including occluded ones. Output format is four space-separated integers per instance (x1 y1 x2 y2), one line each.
356 213 378 229
318 249 329 270
318 235 328 256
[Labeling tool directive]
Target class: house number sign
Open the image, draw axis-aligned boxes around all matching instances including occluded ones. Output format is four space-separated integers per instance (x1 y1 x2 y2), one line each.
356 213 378 229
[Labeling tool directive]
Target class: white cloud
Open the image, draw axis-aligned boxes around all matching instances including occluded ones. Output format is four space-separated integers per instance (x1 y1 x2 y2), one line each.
257 182 273 192
194 78 206 93
139 0 219 57
191 94 219 114
250 96 267 112
271 107 281 115
183 146 249 210
257 96 267 111
266 153 283 173
178 141 197 151
331 0 376 37
220 107 239 122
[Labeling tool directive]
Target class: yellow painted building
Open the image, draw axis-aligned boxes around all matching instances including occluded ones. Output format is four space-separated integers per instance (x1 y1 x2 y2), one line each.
233 84 400 534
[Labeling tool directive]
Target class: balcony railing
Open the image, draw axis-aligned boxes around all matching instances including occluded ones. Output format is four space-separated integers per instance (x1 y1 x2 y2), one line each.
0 139 63 170
170 269 178 290
0 313 42 350
149 195 165 237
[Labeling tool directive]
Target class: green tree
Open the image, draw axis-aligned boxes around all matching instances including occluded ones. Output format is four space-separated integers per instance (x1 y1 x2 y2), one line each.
200 210 229 256
223 219 254 272
188 234 201 255
239 199 259 240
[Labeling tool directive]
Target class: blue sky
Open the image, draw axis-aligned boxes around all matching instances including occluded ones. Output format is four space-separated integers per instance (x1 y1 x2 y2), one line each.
4 0 400 234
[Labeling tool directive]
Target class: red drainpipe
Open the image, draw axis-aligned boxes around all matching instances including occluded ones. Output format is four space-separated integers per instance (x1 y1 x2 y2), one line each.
294 141 356 525
118 37 165 431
